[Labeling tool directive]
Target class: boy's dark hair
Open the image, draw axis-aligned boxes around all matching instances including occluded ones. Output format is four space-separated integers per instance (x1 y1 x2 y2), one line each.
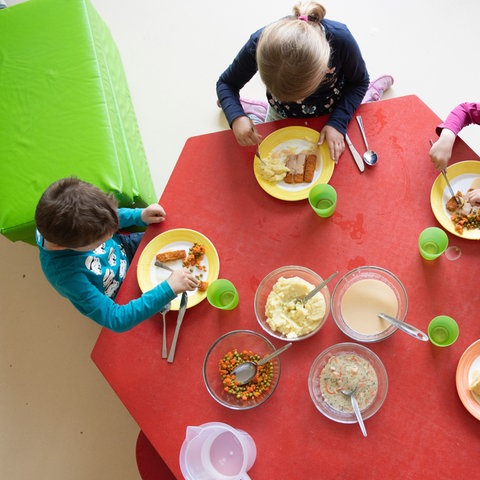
35 177 119 248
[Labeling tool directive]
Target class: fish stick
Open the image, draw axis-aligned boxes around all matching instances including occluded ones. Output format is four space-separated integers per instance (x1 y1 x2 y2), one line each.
155 250 186 263
303 154 317 183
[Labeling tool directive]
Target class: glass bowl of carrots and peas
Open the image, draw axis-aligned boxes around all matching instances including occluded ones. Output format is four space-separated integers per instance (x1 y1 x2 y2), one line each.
203 330 282 410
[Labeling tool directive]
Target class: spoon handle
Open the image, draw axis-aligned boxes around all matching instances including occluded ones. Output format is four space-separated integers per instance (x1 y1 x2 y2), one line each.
257 342 293 366
351 395 367 437
303 271 338 303
356 115 369 150
378 313 429 342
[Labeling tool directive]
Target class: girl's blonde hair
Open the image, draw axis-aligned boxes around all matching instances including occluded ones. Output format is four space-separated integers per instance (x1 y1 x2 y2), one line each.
257 2 330 103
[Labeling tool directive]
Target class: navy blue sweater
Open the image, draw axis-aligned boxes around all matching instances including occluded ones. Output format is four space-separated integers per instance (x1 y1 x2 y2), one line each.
217 19 369 135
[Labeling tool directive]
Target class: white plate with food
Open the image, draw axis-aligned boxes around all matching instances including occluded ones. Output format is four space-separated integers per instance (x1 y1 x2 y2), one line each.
456 339 480 421
136 228 220 310
253 126 335 201
430 160 480 239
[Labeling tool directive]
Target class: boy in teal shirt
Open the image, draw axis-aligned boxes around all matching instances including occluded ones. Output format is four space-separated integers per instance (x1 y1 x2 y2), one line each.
35 177 198 332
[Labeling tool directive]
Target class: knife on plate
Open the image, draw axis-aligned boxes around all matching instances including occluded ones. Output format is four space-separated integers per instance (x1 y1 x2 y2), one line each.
345 134 365 173
167 291 188 363
154 260 174 272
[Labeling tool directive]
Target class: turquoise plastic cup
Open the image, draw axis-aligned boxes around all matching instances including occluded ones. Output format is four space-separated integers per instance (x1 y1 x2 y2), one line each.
308 184 337 218
418 227 448 260
428 315 459 347
207 279 239 310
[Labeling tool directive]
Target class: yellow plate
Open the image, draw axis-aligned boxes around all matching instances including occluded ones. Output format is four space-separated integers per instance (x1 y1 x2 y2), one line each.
456 339 480 421
430 160 480 239
136 228 220 310
253 126 335 201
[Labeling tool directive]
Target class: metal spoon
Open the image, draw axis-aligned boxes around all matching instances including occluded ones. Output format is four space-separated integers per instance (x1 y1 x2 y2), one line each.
341 387 367 437
294 271 338 305
160 303 171 358
377 312 429 342
356 116 378 166
230 342 293 385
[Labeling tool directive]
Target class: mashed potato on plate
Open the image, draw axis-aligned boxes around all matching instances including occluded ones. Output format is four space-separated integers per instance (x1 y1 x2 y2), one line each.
256 150 290 183
265 276 326 338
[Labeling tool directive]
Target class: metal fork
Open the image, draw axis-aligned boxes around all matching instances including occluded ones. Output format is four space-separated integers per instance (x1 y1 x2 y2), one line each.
429 139 463 207
160 303 171 358
255 147 267 166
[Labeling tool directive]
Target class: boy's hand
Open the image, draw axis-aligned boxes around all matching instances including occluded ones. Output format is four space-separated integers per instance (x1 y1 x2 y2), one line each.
166 268 199 294
141 204 166 224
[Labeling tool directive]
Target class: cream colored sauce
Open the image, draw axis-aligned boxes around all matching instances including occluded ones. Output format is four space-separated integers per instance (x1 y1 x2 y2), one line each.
340 279 398 335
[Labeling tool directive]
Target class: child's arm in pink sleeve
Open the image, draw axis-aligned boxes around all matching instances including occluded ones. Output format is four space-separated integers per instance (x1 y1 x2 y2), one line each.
436 102 480 136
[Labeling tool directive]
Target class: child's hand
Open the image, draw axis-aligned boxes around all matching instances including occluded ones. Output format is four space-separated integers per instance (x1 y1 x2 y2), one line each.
429 129 456 171
319 125 344 164
141 204 166 224
232 116 262 146
166 268 199 294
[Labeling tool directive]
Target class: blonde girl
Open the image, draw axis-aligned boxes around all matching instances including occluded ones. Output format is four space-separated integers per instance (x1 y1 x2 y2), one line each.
217 1 370 162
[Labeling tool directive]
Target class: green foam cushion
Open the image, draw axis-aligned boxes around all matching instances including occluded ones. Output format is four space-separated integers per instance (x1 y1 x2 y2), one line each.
0 0 156 244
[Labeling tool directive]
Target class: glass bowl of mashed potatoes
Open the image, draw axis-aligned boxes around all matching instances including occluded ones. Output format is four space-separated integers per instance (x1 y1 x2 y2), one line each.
331 266 408 343
308 342 388 424
203 330 281 410
254 265 331 341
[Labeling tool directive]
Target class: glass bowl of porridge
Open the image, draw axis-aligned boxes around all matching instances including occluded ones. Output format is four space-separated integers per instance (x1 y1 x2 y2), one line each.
254 265 331 341
308 342 388 423
331 266 408 343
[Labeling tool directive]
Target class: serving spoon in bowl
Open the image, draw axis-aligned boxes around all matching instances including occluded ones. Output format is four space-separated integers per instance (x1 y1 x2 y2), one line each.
230 342 293 385
377 312 429 342
293 271 338 305
341 386 367 437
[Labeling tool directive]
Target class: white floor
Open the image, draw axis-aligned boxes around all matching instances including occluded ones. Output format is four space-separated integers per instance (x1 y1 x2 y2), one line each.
2 1 479 479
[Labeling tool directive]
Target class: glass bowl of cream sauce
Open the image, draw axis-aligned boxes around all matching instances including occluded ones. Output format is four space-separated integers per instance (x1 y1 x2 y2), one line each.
331 266 408 343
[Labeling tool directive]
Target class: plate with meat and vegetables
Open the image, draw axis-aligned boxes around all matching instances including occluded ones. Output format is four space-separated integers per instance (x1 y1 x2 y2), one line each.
137 228 220 310
430 160 480 239
456 339 480 421
253 126 335 201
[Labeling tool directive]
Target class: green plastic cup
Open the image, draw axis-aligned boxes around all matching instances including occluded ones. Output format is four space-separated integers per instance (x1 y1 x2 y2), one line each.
428 315 459 347
309 183 337 218
206 279 239 310
418 227 448 260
